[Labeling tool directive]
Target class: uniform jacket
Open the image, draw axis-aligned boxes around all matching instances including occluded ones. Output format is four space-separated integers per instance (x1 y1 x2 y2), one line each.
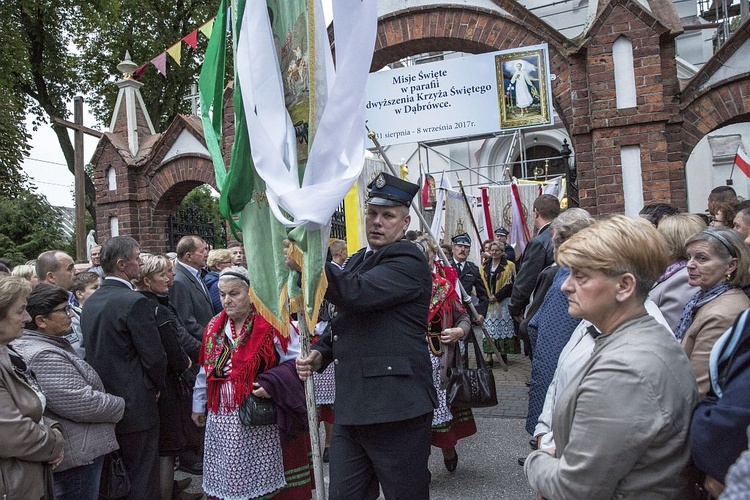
682 288 750 398
314 240 437 425
169 263 214 341
0 345 64 500
11 331 124 472
525 314 699 499
649 266 697 333
81 279 167 433
451 259 489 317
691 308 750 483
509 223 554 317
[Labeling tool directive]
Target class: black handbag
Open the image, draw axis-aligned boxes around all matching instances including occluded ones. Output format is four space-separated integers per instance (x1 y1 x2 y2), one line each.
445 329 499 408
99 450 130 499
239 394 277 426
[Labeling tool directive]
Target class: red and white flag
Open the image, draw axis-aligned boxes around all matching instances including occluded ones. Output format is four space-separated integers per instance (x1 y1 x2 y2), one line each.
735 146 750 178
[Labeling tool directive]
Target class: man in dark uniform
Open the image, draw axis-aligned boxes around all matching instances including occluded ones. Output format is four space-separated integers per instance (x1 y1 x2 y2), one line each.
450 233 489 322
294 172 436 500
494 227 516 263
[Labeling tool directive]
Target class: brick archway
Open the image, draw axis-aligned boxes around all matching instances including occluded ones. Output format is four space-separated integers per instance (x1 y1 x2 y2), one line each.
680 79 750 159
143 155 217 252
370 5 576 129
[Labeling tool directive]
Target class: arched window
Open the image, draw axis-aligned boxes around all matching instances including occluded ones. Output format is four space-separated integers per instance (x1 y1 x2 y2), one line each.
613 37 637 109
106 167 117 191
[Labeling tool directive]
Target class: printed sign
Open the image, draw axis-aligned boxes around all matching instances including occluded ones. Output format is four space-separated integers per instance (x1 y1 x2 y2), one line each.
365 44 553 146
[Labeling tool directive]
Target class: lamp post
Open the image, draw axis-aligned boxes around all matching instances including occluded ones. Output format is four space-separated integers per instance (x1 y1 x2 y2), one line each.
561 139 578 208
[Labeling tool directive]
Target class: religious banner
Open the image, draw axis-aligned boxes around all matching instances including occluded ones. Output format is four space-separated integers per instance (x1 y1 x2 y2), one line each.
365 44 553 146
485 183 539 255
199 0 377 330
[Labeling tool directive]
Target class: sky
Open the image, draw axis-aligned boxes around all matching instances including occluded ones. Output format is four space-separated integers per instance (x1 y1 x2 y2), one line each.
22 0 335 208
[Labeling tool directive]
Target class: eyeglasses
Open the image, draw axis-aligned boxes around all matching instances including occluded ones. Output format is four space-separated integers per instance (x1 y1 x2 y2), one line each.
49 304 73 316
218 260 233 265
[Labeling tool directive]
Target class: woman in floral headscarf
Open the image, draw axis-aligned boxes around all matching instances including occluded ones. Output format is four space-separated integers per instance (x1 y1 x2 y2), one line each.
414 235 476 473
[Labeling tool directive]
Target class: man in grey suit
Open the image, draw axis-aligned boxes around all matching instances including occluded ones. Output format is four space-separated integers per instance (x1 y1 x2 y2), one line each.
169 236 214 342
82 236 167 499
168 235 214 474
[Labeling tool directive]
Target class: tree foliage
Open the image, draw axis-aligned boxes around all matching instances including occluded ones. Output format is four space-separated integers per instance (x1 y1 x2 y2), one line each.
2 0 220 215
4 0 112 214
178 186 227 248
0 191 68 265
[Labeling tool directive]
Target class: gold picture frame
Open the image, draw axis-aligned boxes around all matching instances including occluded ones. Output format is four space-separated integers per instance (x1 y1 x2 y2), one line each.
496 48 552 129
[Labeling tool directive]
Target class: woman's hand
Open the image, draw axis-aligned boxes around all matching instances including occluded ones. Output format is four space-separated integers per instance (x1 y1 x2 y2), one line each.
49 449 64 469
489 296 497 303
296 351 323 381
192 412 206 428
252 382 270 398
440 327 464 344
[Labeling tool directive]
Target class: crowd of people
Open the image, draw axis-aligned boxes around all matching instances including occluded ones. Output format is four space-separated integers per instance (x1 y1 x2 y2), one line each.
3 178 750 499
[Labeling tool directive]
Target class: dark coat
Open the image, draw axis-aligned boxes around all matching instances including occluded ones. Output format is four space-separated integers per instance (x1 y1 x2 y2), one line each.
451 259 489 317
314 240 437 426
481 258 514 302
140 291 191 453
81 279 167 434
168 263 214 341
691 308 750 483
509 223 555 317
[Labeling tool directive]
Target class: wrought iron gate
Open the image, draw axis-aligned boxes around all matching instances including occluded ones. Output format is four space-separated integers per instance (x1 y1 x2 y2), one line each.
168 206 216 251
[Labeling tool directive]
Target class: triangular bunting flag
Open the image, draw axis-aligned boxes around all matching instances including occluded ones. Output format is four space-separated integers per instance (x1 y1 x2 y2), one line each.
166 42 181 66
182 30 198 49
151 52 167 76
167 42 182 66
199 19 214 39
133 63 148 79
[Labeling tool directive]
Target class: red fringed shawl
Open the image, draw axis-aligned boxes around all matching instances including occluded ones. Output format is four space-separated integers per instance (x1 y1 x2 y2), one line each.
428 260 465 328
200 309 289 413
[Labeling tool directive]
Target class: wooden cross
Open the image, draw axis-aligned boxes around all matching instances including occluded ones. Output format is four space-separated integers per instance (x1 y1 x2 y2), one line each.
53 97 103 261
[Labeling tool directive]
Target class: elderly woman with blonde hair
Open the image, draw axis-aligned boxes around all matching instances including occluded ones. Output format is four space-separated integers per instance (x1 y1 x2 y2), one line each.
525 215 699 498
676 227 750 398
204 249 234 314
648 213 706 332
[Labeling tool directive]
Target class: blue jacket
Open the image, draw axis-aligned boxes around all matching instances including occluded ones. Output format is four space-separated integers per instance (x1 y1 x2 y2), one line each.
691 308 750 482
203 271 222 315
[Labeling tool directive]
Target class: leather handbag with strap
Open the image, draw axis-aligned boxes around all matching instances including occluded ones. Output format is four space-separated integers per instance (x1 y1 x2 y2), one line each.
239 394 277 426
445 328 499 408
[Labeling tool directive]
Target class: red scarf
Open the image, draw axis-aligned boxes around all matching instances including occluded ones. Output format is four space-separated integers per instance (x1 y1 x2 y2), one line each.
200 309 289 413
428 260 465 328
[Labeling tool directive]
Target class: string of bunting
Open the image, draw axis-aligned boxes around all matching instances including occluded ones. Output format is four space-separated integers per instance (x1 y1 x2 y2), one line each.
133 17 216 78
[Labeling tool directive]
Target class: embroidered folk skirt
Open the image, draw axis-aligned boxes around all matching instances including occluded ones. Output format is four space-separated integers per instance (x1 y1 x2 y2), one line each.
203 407 285 500
429 350 477 449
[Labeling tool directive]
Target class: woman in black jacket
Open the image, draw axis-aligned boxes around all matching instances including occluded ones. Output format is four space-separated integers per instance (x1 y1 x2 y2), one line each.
134 254 193 500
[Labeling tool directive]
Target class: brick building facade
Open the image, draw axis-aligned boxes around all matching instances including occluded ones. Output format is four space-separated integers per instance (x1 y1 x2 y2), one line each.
89 4 750 249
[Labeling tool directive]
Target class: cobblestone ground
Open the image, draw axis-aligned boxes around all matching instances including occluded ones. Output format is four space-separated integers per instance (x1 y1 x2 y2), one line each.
177 352 536 499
